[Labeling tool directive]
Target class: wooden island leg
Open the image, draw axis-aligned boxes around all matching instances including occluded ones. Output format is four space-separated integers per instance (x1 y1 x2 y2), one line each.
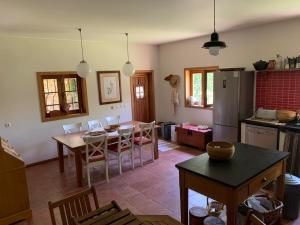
57 142 64 173
75 150 83 187
179 170 188 225
227 196 238 225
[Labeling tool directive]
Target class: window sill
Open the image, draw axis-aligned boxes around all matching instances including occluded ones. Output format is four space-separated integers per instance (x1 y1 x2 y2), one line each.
42 112 89 122
185 105 213 110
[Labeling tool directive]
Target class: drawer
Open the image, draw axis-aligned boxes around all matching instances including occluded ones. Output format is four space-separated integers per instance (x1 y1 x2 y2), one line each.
249 163 282 194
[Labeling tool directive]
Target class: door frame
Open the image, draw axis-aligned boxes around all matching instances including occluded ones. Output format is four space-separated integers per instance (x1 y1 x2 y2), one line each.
130 70 156 122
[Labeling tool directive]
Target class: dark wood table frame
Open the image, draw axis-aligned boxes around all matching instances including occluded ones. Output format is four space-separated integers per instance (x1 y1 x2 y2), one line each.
53 121 159 187
176 144 289 225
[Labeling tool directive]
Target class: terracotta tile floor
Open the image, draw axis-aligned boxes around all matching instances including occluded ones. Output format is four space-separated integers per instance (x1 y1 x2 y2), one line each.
14 145 299 225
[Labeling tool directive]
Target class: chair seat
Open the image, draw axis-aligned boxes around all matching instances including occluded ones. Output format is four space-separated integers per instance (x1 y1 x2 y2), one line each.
134 136 152 145
82 152 105 163
108 143 131 153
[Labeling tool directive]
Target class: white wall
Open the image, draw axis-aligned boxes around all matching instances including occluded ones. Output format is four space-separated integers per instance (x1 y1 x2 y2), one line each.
157 17 300 125
0 37 158 164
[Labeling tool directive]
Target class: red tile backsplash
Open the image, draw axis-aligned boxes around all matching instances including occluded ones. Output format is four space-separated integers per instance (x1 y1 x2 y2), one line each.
256 70 300 111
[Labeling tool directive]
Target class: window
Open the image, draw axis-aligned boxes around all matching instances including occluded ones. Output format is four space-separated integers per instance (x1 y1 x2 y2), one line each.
184 67 218 108
37 72 89 122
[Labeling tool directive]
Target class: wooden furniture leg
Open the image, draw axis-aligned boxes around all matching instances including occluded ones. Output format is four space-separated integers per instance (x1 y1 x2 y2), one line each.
227 196 238 225
74 150 83 187
57 142 64 173
179 171 188 225
276 160 286 201
154 128 159 159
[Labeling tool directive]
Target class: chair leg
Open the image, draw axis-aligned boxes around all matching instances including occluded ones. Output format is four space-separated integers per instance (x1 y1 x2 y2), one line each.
131 151 134 169
139 146 143 167
118 155 122 175
105 162 109 183
87 166 91 187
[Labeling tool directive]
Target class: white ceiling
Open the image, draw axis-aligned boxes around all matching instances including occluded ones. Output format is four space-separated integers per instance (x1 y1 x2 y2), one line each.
1 0 300 45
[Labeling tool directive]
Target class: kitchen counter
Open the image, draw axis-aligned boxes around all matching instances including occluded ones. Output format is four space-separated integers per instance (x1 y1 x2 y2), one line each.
242 118 286 128
281 121 300 133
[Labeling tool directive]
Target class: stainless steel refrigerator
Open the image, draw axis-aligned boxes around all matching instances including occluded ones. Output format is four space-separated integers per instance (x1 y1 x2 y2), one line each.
213 71 254 142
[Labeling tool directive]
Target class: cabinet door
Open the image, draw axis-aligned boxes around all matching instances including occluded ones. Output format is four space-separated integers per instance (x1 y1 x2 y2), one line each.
245 125 278 150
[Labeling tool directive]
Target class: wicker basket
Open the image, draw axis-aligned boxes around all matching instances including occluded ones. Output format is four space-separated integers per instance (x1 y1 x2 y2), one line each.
243 195 283 225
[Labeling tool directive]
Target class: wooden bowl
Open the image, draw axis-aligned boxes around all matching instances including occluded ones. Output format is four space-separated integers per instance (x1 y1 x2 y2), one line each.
276 110 296 122
206 142 235 160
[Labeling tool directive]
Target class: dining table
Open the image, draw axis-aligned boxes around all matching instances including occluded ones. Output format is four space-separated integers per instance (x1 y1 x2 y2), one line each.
52 120 159 187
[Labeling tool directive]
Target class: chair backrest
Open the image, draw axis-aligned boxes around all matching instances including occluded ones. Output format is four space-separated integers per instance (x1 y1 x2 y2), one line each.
88 120 103 131
139 121 155 141
117 127 134 152
105 115 120 125
63 122 83 134
245 211 266 225
83 134 108 162
48 186 99 225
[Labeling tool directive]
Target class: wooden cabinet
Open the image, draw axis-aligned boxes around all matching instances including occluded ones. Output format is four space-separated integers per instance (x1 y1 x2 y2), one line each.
175 125 212 150
0 137 32 225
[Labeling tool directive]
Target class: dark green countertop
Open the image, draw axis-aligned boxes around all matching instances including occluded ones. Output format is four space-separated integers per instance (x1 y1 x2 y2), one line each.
175 143 289 188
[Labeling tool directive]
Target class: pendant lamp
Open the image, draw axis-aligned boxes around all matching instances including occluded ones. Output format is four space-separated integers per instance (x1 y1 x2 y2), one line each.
202 0 226 56
76 28 91 78
122 33 135 76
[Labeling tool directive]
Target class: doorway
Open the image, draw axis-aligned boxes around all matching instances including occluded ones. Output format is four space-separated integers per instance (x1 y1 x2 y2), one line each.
130 70 155 122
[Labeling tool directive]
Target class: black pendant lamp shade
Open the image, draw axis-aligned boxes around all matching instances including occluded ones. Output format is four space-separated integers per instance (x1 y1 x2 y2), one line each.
202 32 226 49
202 0 227 55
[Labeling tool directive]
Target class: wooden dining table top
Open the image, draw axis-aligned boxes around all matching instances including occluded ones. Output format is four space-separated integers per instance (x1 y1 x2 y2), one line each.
52 120 159 149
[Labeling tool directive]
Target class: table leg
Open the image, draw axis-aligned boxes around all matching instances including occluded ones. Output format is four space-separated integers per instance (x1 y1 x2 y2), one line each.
154 129 159 160
57 142 64 173
74 150 83 187
227 200 238 225
276 160 286 201
179 171 188 225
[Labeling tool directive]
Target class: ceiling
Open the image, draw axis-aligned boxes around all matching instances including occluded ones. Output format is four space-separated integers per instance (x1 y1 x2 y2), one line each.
1 0 300 45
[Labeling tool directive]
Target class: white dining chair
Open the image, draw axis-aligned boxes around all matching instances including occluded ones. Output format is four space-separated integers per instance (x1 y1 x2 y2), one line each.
62 122 83 166
108 127 135 175
105 115 120 125
134 121 155 166
88 119 103 131
82 134 109 187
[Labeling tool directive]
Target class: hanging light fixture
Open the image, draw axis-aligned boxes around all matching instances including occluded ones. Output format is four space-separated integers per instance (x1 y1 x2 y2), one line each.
122 33 135 76
202 0 226 56
76 28 91 78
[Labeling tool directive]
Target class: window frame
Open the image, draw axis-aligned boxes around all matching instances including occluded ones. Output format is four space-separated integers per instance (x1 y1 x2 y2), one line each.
37 71 89 122
184 66 218 109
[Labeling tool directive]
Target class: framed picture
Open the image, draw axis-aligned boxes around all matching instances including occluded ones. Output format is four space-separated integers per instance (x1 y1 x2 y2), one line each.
97 71 122 104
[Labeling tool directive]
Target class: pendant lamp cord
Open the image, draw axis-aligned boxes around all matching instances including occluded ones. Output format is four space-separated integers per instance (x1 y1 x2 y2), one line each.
78 28 85 61
125 33 130 62
213 0 216 32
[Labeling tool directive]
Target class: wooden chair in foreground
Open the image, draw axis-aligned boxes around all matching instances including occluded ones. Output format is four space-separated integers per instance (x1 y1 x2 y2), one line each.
48 186 99 225
245 211 266 225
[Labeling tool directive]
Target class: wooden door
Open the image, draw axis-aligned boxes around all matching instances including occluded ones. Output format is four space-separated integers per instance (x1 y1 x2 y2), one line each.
131 72 150 122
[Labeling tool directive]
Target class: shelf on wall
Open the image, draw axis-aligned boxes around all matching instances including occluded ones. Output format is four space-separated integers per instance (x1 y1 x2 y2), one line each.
255 68 300 73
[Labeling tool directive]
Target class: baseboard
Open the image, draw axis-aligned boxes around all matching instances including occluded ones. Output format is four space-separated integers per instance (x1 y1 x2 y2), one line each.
26 155 68 167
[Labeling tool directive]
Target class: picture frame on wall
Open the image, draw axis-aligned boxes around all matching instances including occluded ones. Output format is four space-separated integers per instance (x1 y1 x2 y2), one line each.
97 71 122 105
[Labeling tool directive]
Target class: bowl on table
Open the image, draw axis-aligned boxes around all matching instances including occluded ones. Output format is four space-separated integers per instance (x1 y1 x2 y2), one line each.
206 141 235 160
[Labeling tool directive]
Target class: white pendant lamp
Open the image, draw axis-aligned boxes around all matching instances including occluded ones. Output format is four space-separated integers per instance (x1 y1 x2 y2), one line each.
122 33 135 76
76 28 91 78
202 0 227 56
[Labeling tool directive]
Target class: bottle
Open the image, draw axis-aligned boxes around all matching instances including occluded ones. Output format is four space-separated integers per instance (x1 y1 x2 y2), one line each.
284 57 289 69
296 55 300 69
276 54 283 69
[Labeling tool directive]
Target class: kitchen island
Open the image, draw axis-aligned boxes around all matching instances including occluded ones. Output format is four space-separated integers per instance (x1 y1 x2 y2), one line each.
176 143 289 225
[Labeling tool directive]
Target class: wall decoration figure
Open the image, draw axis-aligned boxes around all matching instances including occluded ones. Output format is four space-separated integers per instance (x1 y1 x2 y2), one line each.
164 74 180 114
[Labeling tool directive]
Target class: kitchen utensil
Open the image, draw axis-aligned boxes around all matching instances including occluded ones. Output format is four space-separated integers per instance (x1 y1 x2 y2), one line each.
276 110 297 122
284 58 289 69
296 55 300 69
206 141 235 160
253 60 268 71
276 54 283 69
267 60 276 70
288 57 297 69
